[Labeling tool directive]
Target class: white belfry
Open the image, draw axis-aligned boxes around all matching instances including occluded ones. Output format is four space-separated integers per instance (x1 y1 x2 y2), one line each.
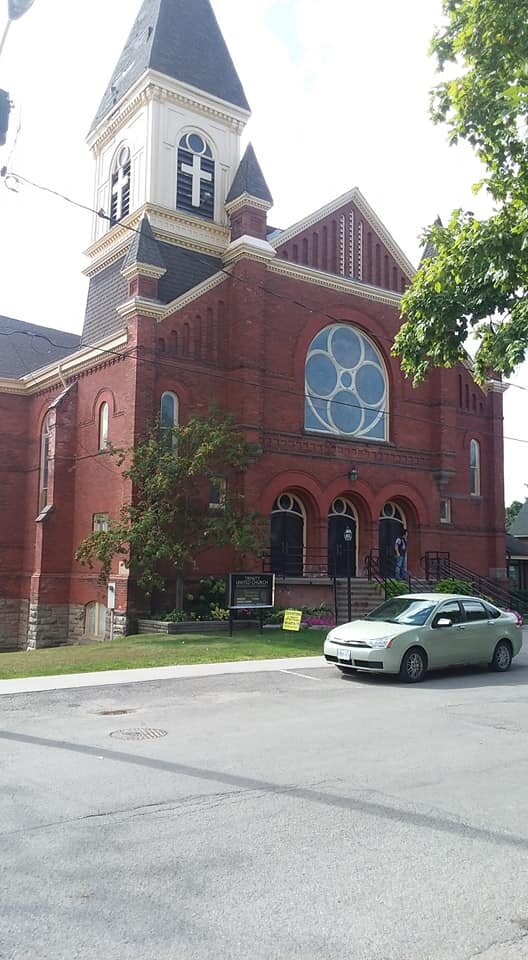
112 165 129 220
182 153 212 207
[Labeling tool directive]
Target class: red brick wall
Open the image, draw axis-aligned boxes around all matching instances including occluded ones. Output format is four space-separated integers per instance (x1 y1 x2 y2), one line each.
0 250 506 632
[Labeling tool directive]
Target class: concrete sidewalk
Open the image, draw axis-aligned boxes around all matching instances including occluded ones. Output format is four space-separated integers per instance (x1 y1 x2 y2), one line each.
0 655 327 696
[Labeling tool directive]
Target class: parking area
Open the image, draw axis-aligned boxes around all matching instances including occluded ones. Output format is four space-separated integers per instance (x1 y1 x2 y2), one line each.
1 634 528 959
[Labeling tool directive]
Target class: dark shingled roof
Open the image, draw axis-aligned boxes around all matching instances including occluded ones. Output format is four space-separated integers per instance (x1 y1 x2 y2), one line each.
0 316 80 378
90 0 250 133
81 243 223 345
82 257 129 346
509 500 528 538
122 216 166 271
226 143 273 205
157 242 223 303
419 215 443 265
507 533 528 557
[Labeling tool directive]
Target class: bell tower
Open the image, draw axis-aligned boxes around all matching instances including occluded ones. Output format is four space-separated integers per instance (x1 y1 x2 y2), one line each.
85 0 251 261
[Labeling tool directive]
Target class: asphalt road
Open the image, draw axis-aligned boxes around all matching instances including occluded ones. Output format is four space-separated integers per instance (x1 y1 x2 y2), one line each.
2 640 528 960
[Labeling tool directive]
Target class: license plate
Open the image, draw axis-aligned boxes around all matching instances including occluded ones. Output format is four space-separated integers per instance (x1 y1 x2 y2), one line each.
337 646 352 662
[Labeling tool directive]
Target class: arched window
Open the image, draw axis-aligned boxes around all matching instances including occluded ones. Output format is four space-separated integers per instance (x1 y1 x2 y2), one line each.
379 502 406 578
470 439 481 495
177 132 215 220
305 324 388 440
160 392 179 446
39 412 52 511
271 494 305 577
110 144 131 224
328 498 358 578
98 402 109 450
84 602 107 639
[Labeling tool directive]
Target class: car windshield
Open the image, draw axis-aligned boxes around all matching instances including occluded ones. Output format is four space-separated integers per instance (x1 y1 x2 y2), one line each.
365 597 436 626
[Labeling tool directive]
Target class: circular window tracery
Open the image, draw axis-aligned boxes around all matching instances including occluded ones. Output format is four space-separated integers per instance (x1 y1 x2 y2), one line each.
273 494 303 516
305 324 388 440
380 502 404 523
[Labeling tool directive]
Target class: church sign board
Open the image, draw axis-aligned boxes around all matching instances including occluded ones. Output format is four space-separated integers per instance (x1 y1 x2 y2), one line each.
228 574 275 610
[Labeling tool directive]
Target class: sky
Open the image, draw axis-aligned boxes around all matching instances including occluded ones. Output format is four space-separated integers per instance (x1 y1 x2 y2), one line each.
0 0 526 504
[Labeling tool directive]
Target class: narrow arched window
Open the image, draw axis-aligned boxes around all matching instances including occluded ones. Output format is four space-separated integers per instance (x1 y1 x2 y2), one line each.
470 439 481 496
39 412 52 511
160 392 179 447
98 402 109 450
110 144 131 224
177 132 215 220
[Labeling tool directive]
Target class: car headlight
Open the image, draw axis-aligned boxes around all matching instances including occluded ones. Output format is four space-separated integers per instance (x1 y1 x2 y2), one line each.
369 637 395 649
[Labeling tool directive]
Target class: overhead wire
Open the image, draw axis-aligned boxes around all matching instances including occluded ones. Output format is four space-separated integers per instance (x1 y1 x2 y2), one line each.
1 166 527 447
2 324 528 449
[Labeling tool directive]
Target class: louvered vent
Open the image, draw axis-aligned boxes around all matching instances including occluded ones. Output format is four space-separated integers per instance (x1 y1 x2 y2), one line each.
177 141 215 221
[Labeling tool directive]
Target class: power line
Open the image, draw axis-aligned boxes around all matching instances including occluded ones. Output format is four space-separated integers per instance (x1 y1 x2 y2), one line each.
2 324 528 449
7 162 528 401
0 165 461 357
2 167 528 445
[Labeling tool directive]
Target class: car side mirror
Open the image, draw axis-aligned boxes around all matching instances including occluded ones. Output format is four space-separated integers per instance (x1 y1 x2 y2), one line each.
435 617 452 628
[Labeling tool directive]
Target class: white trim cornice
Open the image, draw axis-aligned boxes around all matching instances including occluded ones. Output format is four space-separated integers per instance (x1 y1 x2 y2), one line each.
225 193 273 215
121 262 167 281
0 331 130 396
267 260 403 307
271 187 416 280
159 271 228 319
84 203 230 277
87 71 250 151
486 378 509 394
117 298 166 321
223 235 277 266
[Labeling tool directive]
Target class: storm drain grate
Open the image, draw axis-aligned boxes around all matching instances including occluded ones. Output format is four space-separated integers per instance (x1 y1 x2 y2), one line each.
109 728 168 741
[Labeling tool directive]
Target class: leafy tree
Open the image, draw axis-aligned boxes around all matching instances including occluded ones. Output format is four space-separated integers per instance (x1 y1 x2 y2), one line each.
505 499 523 530
394 0 528 384
76 410 265 598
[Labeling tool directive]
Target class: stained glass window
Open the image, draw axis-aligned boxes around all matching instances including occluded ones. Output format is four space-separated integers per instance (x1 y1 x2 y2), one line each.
305 324 388 440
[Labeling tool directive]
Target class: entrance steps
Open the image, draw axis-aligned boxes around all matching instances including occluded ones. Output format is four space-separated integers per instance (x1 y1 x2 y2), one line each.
335 579 384 624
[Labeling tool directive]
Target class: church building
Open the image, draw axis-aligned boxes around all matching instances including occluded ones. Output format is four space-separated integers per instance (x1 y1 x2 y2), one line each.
0 0 507 649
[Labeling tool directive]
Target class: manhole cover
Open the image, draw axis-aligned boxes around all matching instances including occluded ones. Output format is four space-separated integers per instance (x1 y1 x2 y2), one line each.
109 728 168 741
97 709 133 716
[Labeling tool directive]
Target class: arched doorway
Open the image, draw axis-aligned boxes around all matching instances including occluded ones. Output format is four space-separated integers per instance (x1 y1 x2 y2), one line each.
271 494 305 576
328 498 357 577
379 502 406 577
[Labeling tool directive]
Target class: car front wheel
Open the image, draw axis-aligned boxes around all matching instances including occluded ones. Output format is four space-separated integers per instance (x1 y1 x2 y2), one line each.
490 640 513 673
399 647 426 684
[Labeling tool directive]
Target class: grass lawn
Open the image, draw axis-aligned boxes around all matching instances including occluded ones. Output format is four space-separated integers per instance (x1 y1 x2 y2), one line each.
0 629 327 680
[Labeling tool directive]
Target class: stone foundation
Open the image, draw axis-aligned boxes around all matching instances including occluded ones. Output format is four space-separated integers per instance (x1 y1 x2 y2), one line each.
0 599 29 651
27 603 84 650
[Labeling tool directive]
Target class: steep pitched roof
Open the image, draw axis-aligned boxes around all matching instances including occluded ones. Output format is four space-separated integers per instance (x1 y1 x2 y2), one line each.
419 216 443 266
0 316 80 378
507 533 528 557
509 499 528 538
271 187 416 280
226 144 273 205
82 242 223 345
122 216 166 271
91 0 250 133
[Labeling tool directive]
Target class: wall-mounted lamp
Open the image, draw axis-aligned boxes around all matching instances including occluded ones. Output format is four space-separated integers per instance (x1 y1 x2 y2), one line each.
348 466 358 482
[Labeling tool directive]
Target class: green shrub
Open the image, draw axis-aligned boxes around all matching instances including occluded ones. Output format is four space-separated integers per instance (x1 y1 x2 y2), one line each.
210 605 229 621
434 578 473 595
385 580 409 598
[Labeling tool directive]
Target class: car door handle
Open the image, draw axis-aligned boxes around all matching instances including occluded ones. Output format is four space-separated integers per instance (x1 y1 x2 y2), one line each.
456 625 465 631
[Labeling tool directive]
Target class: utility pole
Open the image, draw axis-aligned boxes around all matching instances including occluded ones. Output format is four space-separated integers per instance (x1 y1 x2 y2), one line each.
0 1 35 145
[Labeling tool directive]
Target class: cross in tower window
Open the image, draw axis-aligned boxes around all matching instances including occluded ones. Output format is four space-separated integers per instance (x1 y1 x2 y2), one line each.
110 146 131 224
181 154 213 208
112 166 129 220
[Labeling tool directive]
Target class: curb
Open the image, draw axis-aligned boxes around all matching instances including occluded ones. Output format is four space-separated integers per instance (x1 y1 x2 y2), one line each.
0 655 327 696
